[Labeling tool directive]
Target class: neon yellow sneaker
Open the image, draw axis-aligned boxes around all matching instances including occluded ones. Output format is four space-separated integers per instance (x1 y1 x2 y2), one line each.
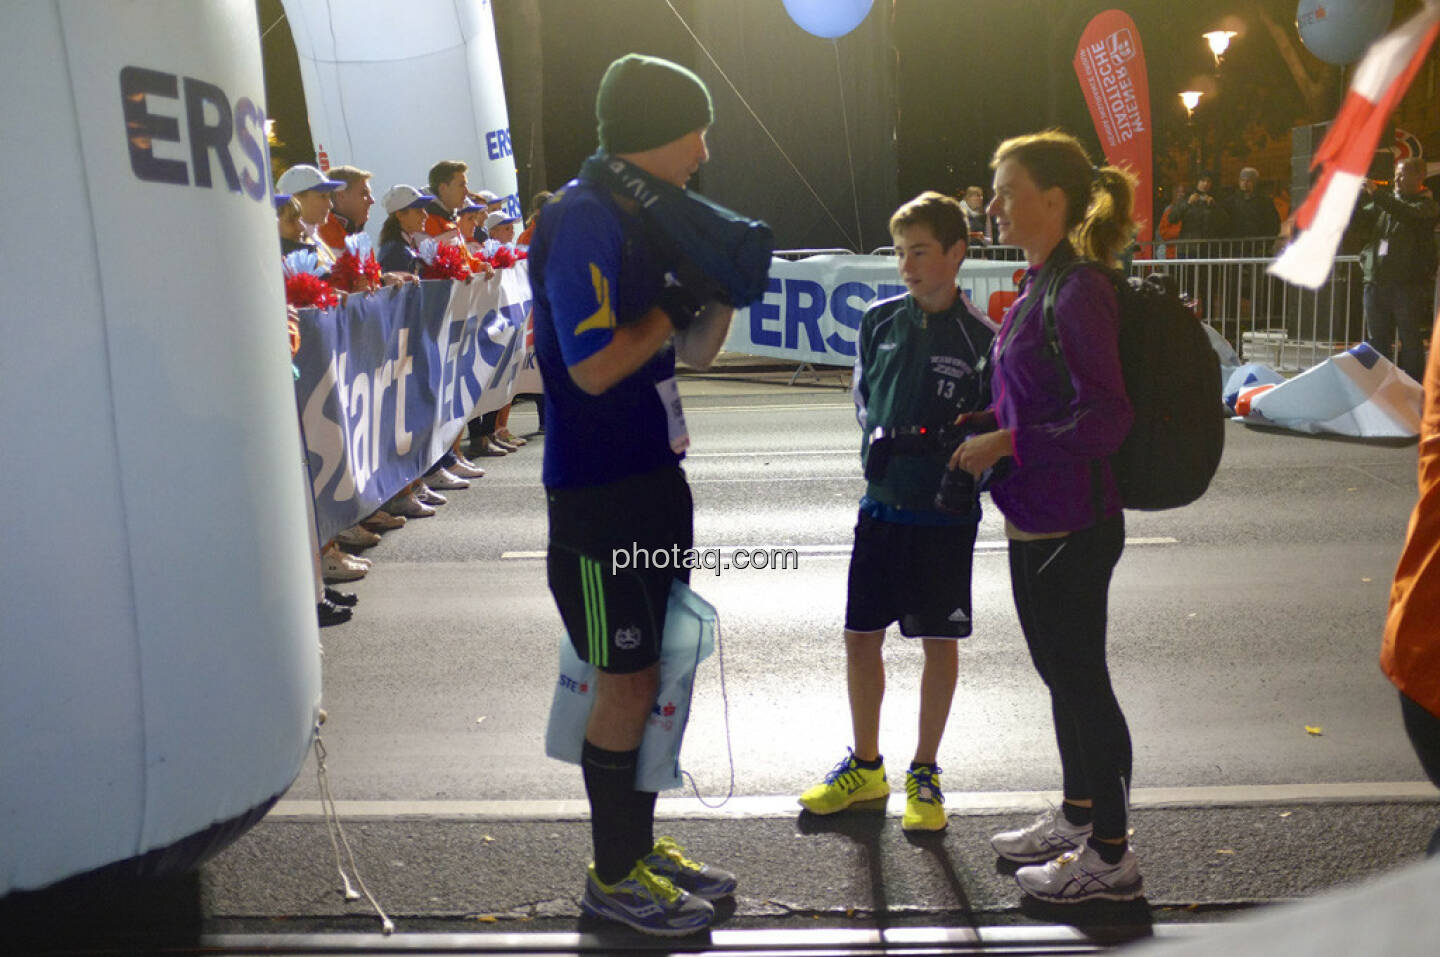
902 764 947 832
580 860 714 936
798 749 889 814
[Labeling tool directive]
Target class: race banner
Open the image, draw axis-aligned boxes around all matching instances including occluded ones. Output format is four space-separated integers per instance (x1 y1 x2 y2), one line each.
1073 10 1154 245
294 266 532 542
723 255 1027 366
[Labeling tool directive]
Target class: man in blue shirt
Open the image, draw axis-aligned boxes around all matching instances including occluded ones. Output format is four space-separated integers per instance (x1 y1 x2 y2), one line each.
530 54 737 937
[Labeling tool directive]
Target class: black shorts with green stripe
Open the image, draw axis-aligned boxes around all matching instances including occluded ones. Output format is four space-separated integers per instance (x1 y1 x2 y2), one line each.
546 465 692 674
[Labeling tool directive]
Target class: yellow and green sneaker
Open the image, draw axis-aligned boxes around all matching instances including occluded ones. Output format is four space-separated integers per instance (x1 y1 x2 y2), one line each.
580 860 714 937
798 749 889 815
902 763 947 832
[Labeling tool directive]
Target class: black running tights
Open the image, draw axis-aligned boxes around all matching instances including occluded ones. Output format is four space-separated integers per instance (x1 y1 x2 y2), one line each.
1009 513 1132 841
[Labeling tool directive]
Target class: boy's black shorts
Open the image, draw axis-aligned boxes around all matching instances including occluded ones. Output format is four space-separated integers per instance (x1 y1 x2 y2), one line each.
546 466 692 674
844 508 977 639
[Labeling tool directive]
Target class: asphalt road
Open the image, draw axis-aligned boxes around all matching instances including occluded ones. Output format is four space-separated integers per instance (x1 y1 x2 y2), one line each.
11 368 1440 950
287 371 1428 804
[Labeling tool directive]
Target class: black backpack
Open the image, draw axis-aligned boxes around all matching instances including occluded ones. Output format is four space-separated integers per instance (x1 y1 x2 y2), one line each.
1041 262 1224 510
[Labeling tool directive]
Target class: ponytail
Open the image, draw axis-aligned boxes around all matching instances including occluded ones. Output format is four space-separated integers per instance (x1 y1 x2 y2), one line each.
992 129 1139 268
1073 164 1139 268
378 212 403 246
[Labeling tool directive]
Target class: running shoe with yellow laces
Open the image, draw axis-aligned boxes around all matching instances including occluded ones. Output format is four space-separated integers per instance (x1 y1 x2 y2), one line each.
798 749 890 815
643 836 737 899
580 860 715 937
902 763 947 831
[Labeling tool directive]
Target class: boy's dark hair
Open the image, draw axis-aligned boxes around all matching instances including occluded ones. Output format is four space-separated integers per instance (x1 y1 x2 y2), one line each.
889 191 968 252
427 160 468 195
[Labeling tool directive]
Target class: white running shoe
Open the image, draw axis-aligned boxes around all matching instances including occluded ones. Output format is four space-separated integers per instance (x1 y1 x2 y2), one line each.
449 456 486 479
1014 843 1143 903
990 806 1092 863
333 525 381 549
321 548 368 582
472 435 509 456
495 428 527 447
361 510 406 531
388 490 436 518
426 467 470 491
416 486 447 506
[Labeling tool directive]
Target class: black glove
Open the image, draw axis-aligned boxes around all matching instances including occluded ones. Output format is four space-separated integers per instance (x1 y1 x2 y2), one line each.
654 282 703 331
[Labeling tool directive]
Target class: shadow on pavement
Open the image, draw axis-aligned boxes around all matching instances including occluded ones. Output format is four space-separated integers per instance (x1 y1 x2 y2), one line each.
1018 894 1155 947
795 803 891 925
0 872 203 954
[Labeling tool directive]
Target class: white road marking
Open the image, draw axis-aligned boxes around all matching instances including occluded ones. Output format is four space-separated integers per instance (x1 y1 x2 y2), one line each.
268 782 1439 821
687 448 855 457
686 403 854 413
499 538 1178 560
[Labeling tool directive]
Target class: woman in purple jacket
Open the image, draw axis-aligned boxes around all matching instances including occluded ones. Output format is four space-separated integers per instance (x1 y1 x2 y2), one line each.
952 130 1141 904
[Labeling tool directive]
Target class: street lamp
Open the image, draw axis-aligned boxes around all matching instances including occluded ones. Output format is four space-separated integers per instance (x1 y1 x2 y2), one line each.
1203 29 1237 65
1179 91 1205 179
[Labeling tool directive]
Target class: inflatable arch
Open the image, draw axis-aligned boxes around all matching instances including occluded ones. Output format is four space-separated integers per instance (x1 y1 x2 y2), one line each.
1 1 321 895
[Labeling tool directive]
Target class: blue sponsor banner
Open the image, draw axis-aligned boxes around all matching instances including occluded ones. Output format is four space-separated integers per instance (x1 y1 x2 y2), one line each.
293 266 532 542
724 255 1026 366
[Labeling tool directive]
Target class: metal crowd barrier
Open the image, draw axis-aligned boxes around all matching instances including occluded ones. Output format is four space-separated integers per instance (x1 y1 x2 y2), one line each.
1132 254 1363 372
775 241 1363 374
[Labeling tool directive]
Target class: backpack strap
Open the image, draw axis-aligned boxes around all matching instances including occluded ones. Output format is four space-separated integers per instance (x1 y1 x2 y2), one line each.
1037 251 1121 524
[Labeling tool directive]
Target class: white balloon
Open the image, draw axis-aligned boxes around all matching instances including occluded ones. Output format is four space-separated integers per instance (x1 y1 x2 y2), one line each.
1296 0 1394 65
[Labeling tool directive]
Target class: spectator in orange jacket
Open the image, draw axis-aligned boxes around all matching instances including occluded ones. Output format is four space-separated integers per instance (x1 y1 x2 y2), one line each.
1381 302 1440 856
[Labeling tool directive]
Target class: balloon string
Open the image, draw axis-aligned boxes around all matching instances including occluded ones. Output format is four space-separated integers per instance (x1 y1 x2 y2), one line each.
662 0 861 251
833 39 865 254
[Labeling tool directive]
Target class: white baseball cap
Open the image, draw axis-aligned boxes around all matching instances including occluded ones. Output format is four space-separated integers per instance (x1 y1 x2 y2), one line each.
275 164 343 195
476 189 502 205
382 184 433 215
484 210 518 231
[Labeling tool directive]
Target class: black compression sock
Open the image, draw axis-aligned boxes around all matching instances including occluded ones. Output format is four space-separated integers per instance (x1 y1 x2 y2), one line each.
581 740 643 885
1088 836 1128 865
1061 801 1093 827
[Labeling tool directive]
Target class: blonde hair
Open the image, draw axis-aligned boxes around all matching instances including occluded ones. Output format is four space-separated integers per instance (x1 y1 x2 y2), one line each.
326 165 372 188
991 129 1138 268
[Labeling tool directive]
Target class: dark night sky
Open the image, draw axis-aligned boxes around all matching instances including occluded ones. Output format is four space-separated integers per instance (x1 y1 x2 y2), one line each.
262 0 1409 248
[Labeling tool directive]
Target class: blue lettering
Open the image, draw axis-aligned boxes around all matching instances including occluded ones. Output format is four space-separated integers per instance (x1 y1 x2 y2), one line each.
784 279 826 351
749 277 783 347
120 66 188 185
119 65 265 201
486 128 514 160
233 97 267 201
876 283 907 300
452 315 484 417
183 76 239 191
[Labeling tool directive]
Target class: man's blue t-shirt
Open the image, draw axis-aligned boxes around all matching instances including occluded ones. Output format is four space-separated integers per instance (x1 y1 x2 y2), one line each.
531 180 681 488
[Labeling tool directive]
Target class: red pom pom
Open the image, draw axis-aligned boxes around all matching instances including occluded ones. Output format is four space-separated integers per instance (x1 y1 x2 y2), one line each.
285 272 339 308
420 242 473 281
328 250 363 292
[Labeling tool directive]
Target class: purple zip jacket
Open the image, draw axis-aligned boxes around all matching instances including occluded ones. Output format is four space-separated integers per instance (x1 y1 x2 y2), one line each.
988 246 1134 533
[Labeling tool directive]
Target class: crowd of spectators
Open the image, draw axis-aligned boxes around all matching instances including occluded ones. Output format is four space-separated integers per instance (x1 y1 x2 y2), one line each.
275 159 543 627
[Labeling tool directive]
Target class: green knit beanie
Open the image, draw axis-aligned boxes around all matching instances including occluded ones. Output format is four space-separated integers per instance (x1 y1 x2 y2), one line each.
596 54 713 154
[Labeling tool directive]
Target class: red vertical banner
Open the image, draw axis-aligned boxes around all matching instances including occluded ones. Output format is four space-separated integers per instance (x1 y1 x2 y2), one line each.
1073 11 1153 246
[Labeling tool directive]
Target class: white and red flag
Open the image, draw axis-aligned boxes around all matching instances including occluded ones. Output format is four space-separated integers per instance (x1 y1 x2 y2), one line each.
1270 1 1440 289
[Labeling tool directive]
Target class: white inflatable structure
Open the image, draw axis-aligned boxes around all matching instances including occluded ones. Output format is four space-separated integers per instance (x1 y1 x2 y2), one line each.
1 1 320 895
281 0 522 225
1240 343 1423 438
